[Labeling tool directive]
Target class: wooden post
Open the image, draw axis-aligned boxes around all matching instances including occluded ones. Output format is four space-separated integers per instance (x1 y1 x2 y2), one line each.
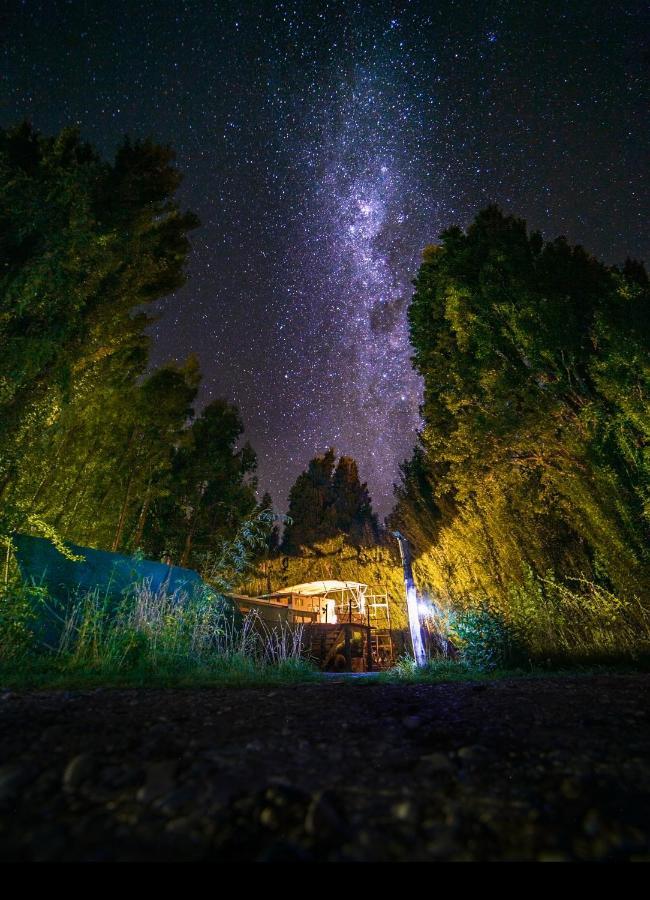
366 624 373 672
344 624 352 672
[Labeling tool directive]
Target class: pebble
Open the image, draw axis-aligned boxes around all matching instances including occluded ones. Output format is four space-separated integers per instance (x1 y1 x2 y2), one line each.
0 763 29 801
63 754 94 790
305 791 344 837
457 745 484 762
136 760 178 804
419 752 454 773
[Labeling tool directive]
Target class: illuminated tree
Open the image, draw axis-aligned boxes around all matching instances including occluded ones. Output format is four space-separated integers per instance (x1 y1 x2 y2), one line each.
0 122 198 541
394 206 650 605
331 456 378 545
142 399 258 569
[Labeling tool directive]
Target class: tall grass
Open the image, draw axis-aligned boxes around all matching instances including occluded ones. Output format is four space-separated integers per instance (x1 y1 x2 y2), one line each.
503 573 650 664
0 578 316 687
426 571 650 670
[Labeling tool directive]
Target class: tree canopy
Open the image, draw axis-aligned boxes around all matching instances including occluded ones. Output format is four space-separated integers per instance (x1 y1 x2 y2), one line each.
282 450 378 553
0 123 257 567
391 206 649 606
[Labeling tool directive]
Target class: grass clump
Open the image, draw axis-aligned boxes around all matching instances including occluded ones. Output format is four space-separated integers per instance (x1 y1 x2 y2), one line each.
0 579 318 688
0 510 320 689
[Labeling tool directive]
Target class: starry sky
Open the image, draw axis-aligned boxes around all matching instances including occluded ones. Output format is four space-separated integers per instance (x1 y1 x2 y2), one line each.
2 1 648 517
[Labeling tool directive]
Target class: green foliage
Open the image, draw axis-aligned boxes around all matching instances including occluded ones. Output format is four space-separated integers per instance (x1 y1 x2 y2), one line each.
453 607 524 671
0 123 198 488
142 399 258 569
0 578 39 661
384 655 484 682
392 206 650 660
201 507 288 593
0 123 259 565
0 510 314 685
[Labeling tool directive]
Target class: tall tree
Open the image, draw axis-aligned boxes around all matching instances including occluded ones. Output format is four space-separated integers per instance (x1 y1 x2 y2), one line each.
282 449 338 553
392 206 649 604
331 456 379 545
0 122 199 541
282 450 379 552
142 399 258 569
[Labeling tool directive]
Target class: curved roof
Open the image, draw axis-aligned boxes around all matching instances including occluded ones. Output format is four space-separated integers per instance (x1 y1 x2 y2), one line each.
271 580 367 596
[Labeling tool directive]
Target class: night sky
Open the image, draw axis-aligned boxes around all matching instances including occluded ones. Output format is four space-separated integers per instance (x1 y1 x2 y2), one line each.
2 1 648 517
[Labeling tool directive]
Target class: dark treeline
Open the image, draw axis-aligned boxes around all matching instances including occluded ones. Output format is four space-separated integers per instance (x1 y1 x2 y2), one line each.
390 206 649 614
0 123 257 569
281 449 379 553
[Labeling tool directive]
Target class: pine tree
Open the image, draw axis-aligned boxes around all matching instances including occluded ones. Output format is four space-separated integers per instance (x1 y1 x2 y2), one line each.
331 456 378 544
282 450 379 552
281 449 338 553
143 399 258 569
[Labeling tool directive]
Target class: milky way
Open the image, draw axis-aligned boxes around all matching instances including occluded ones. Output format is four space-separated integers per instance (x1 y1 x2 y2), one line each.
3 1 648 516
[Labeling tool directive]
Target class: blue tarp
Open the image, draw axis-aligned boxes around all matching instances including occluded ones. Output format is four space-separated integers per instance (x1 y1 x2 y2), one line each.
12 534 211 647
13 533 204 599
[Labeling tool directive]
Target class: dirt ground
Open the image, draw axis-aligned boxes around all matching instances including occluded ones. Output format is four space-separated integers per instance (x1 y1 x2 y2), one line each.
0 674 648 861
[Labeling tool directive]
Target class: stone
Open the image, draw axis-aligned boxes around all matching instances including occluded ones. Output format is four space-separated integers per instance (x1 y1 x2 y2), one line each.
305 791 344 838
136 760 178 804
63 754 95 790
419 752 454 773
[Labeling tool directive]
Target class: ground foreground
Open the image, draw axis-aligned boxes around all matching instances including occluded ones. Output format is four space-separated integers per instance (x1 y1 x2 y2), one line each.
0 675 648 861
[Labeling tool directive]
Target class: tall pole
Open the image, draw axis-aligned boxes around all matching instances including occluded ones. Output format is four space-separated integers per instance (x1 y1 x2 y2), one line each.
392 531 427 667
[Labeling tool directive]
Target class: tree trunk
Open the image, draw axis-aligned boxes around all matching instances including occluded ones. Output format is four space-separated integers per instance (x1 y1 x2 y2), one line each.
112 470 134 552
133 482 152 549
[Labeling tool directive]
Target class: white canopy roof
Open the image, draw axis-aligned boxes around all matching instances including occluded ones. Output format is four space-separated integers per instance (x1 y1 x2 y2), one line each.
270 580 367 597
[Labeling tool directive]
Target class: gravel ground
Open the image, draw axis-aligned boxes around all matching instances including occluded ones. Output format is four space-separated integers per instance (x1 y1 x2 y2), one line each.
0 674 648 861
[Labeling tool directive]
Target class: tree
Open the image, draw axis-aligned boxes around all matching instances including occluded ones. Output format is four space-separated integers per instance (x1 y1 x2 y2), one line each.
258 492 281 555
282 450 379 552
4 354 201 553
0 122 199 542
393 205 649 605
142 399 258 569
331 456 378 545
282 449 338 553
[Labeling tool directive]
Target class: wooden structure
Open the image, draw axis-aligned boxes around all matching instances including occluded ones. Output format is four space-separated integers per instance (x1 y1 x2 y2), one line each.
228 580 395 671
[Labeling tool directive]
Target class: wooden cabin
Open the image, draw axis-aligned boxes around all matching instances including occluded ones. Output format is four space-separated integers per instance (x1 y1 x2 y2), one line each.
228 580 396 672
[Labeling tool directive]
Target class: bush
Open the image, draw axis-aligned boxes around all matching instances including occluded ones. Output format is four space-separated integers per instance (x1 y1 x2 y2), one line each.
0 579 39 660
453 606 525 671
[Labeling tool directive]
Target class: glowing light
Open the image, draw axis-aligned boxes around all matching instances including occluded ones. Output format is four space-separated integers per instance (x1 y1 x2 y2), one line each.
393 531 426 666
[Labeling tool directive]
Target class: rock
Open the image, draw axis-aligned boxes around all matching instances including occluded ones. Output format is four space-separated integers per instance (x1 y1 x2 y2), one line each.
259 806 278 828
305 791 344 838
419 752 454 773
457 745 484 762
391 800 415 822
136 760 178 804
264 783 309 808
583 809 602 837
0 763 30 802
100 764 139 789
154 786 197 816
63 754 95 790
